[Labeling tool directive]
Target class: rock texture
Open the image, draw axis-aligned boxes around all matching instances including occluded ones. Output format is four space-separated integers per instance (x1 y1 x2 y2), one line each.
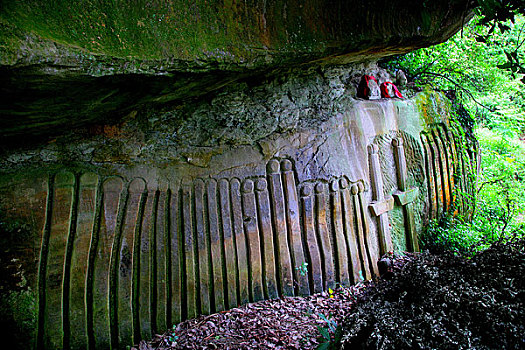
0 2 479 349
0 80 479 349
0 0 472 145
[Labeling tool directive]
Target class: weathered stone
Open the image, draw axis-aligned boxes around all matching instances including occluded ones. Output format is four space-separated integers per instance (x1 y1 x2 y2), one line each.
0 73 478 349
392 137 419 252
368 144 394 255
396 70 408 87
0 0 473 145
0 4 480 348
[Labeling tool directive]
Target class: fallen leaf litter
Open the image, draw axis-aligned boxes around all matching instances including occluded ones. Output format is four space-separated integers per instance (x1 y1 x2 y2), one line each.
133 282 368 350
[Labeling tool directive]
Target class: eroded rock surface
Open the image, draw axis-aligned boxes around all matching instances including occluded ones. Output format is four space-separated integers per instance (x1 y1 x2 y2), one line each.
0 73 478 348
0 0 472 144
0 2 479 349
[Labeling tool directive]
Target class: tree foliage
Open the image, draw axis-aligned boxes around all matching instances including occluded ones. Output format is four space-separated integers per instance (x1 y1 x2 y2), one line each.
476 0 525 82
476 0 525 26
383 14 525 134
382 8 525 254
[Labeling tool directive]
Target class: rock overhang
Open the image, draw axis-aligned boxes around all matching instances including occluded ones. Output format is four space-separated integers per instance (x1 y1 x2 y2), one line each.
0 0 473 146
0 88 480 349
0 3 482 348
2 0 472 68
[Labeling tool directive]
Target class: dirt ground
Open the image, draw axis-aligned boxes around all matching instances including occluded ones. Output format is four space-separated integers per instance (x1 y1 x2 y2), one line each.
136 240 524 350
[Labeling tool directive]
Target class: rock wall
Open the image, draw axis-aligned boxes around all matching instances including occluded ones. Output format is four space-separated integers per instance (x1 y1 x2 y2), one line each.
0 1 479 348
0 0 473 145
0 63 478 348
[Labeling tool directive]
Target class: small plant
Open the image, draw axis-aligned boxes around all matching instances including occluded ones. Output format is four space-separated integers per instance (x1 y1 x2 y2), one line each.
316 314 342 350
296 262 308 276
168 325 179 346
328 287 335 299
358 270 364 282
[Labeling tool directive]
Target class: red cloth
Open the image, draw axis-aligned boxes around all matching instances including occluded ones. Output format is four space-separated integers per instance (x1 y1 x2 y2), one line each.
380 82 404 98
357 75 379 99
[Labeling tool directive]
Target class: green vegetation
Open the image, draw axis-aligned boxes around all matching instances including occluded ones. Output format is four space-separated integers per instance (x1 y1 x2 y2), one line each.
316 313 342 350
384 15 525 132
384 14 525 253
420 126 525 254
0 219 37 348
0 0 254 61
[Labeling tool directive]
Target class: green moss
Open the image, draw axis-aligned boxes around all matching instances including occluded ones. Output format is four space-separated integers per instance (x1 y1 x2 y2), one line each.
0 214 38 347
1 0 467 68
415 89 453 127
1 0 332 64
0 289 37 347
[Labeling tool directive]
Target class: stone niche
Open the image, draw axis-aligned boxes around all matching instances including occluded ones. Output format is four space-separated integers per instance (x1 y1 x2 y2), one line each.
0 83 477 349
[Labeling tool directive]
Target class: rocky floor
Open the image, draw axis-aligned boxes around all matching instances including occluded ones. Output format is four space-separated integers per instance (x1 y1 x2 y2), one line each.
135 240 524 350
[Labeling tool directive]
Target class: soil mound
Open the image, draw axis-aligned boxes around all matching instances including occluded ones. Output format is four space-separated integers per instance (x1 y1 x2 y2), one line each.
342 240 525 349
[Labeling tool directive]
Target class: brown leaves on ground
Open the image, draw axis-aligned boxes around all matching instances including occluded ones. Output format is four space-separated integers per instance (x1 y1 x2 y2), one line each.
135 240 525 350
134 283 367 350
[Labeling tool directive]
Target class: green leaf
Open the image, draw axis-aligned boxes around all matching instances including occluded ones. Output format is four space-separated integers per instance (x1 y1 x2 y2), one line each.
317 326 330 341
497 62 513 69
317 342 330 350
498 23 511 32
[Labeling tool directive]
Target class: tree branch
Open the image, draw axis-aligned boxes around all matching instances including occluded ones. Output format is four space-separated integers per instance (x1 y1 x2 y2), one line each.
477 176 507 194
418 71 497 111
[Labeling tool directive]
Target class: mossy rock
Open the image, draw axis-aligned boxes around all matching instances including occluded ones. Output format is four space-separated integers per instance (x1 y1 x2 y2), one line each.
0 0 473 147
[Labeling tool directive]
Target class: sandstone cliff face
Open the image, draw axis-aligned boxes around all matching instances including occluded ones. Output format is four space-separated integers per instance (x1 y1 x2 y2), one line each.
0 2 478 349
0 0 472 145
0 73 479 349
